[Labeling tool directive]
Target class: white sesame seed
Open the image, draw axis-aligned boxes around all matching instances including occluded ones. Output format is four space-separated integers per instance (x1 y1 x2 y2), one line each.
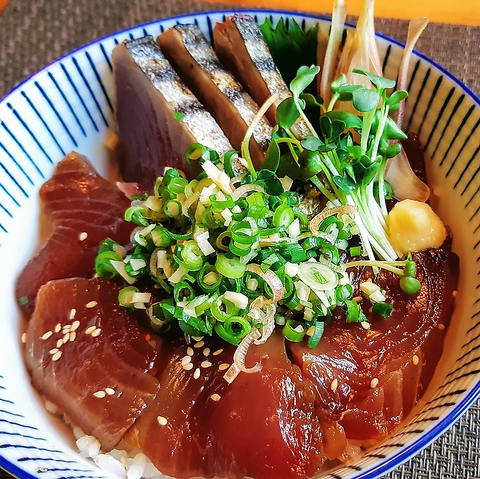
218 363 230 371
201 361 212 368
71 320 80 331
412 354 420 366
69 331 77 342
186 347 194 356
52 350 62 362
79 232 88 241
91 328 102 338
192 336 204 342
330 379 338 391
181 355 192 367
105 387 115 396
93 390 106 398
212 349 223 356
49 348 59 355
210 393 221 402
193 368 201 379
62 325 71 334
69 309 77 320
183 362 194 371
370 378 379 388
194 340 205 349
86 300 98 309
157 415 168 426
41 331 53 340
203 348 211 357
62 333 70 344
21 332 27 344
54 323 62 333
361 321 371 330
85 325 96 335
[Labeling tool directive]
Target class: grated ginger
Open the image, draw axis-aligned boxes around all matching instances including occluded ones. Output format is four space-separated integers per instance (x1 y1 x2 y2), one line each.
386 199 447 256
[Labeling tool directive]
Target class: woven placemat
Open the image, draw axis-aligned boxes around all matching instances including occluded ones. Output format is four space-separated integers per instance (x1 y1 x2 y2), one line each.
0 1 479 478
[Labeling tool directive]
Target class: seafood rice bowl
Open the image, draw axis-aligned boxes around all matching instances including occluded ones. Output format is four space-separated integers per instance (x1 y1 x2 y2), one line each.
0 6 479 479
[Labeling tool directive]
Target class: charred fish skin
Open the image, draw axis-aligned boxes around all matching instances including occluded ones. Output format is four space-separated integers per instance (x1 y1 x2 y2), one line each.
157 25 273 168
125 36 231 150
214 14 311 139
113 36 232 187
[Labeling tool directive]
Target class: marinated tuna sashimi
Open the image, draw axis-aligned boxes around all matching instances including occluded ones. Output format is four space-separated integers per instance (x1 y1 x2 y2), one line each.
213 14 310 139
124 330 326 479
113 36 233 188
288 248 459 443
15 153 132 319
20 157 459 479
24 277 162 451
157 25 273 168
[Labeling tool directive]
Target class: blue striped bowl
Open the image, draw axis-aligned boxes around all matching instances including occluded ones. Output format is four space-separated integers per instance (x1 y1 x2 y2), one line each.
0 9 479 479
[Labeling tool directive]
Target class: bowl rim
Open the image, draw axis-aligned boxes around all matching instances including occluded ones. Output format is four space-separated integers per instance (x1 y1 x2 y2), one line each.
1 8 479 479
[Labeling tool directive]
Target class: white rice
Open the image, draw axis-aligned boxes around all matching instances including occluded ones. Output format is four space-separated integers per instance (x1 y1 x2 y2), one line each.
75 432 168 479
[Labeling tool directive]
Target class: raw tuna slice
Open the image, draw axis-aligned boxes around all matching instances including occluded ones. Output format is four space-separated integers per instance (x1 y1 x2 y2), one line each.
124 330 327 479
15 152 132 319
24 277 162 451
288 248 459 444
112 36 232 188
157 25 273 169
213 14 310 139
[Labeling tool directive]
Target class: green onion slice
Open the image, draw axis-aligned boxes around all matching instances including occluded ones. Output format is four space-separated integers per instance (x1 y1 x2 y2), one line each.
297 262 338 291
307 321 325 348
283 319 306 342
216 254 246 279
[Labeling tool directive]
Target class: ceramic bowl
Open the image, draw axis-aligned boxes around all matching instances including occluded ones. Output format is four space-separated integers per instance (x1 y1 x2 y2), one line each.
0 9 479 479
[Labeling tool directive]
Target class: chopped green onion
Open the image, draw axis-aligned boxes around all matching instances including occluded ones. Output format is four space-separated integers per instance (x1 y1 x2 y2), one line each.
283 319 306 342
163 199 182 218
223 316 252 340
173 281 196 302
307 321 325 348
214 321 242 345
273 204 295 228
98 238 124 256
215 254 246 279
167 177 188 196
349 245 362 257
125 253 149 278
151 225 173 248
335 284 354 302
176 241 205 271
344 299 366 323
223 150 239 178
125 206 149 226
118 286 139 307
297 262 338 291
280 244 309 263
372 301 393 318
95 251 121 278
163 168 182 182
211 296 239 322
198 264 223 293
